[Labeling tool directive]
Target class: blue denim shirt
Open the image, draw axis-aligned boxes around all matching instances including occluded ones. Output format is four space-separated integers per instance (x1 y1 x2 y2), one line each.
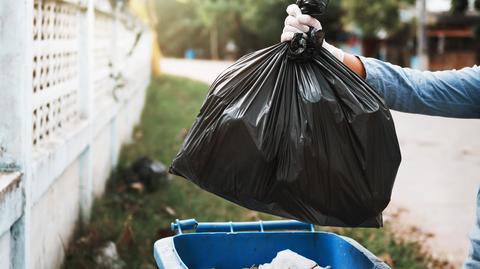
360 57 480 118
360 57 480 268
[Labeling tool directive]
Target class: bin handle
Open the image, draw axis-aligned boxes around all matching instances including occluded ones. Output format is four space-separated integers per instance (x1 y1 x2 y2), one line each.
171 219 315 234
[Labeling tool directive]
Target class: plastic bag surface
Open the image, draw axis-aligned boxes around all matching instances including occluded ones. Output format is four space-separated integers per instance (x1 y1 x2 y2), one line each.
170 1 401 227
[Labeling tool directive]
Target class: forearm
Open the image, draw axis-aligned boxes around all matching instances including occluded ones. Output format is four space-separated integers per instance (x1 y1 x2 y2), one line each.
357 57 480 118
343 52 366 79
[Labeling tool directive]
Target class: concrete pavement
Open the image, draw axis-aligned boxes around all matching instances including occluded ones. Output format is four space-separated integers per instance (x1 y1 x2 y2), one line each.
161 58 233 85
161 57 480 266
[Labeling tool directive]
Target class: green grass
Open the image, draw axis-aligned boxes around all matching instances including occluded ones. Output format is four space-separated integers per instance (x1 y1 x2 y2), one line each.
64 75 432 269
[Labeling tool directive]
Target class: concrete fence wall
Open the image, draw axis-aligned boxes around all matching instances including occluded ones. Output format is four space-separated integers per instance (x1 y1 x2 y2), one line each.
0 0 152 268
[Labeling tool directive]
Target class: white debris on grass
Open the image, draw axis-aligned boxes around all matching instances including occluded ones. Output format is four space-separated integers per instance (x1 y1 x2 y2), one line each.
95 241 127 269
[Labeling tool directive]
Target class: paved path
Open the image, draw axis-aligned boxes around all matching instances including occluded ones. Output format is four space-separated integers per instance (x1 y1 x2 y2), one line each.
161 58 480 266
161 58 233 85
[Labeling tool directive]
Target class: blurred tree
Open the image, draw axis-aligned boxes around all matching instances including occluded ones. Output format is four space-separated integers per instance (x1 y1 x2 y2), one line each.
239 0 291 49
155 0 205 57
475 0 480 10
193 0 242 59
341 0 414 38
451 0 469 14
154 0 344 59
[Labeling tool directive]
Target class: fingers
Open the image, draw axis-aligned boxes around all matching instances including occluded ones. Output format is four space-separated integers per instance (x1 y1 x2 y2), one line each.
281 32 295 42
284 25 304 34
285 15 309 33
282 3 322 42
286 4 302 17
286 4 322 30
281 25 306 42
280 32 307 42
297 15 322 30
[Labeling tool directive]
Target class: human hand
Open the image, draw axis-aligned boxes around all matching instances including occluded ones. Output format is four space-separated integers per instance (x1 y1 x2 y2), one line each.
281 4 345 62
281 4 321 42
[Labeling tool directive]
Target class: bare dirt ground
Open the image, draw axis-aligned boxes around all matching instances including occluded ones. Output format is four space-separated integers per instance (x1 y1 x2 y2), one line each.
161 58 480 267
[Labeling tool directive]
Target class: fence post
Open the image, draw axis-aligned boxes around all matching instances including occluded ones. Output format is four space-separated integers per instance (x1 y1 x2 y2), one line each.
0 1 33 171
78 0 95 224
0 0 34 268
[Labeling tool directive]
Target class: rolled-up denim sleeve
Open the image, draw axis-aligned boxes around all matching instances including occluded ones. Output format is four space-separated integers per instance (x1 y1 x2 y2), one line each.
359 56 480 119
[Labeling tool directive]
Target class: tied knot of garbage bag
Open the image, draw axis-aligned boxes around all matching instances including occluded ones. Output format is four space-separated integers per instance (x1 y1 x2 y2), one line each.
296 0 329 20
288 29 325 60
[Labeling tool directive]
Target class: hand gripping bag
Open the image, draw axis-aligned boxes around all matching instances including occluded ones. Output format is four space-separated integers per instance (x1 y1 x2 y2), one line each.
170 0 401 227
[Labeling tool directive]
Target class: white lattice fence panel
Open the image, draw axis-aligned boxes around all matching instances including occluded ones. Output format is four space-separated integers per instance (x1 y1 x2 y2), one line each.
94 11 115 108
32 0 81 147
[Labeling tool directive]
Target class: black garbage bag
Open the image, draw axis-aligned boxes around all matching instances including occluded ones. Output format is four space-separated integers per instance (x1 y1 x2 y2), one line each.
170 0 401 227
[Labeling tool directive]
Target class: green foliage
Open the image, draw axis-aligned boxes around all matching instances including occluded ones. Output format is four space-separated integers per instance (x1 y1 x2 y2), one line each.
451 0 469 14
154 0 208 57
154 0 288 57
239 0 293 48
155 0 343 57
341 0 413 38
193 0 241 29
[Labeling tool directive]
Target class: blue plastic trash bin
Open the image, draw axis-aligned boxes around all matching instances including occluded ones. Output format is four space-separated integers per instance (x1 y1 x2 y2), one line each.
153 219 390 269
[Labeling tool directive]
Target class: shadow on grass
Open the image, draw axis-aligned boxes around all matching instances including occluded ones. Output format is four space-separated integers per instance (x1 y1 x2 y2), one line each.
64 75 434 269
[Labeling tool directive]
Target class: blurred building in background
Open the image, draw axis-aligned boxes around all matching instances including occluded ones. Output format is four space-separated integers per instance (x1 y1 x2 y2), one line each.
427 11 480 70
340 0 480 70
